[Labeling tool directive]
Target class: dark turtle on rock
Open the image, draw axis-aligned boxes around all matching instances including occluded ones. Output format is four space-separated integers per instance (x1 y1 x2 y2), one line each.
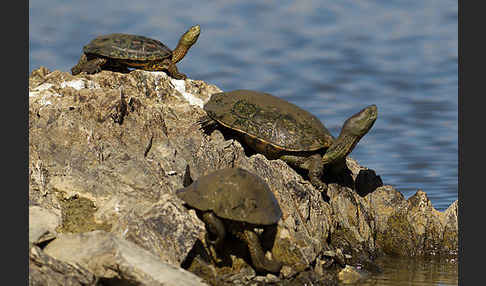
176 167 283 273
201 90 378 191
71 25 200 79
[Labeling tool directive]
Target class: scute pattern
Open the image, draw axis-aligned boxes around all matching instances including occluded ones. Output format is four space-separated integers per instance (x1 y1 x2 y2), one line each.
83 33 172 61
204 90 334 151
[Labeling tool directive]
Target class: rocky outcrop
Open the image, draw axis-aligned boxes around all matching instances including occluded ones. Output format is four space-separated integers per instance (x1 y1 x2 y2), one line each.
43 230 208 286
29 245 97 286
29 206 61 246
28 67 458 285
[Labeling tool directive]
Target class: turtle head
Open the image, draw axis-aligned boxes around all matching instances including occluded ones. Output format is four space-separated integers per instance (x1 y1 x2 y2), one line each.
179 24 201 47
322 104 377 166
172 25 201 63
341 104 378 138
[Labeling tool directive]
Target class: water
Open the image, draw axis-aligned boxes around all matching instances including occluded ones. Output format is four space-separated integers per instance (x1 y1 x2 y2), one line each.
348 256 458 286
29 1 457 212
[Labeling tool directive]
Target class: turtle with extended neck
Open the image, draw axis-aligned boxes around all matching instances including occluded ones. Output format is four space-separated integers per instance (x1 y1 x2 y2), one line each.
71 25 200 79
201 90 378 191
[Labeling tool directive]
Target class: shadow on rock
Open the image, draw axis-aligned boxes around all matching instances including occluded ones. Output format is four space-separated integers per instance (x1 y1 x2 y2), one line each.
355 169 383 197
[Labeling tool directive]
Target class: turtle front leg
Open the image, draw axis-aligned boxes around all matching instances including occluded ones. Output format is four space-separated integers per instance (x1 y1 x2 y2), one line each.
280 153 327 191
238 229 282 274
201 211 226 263
71 53 88 75
71 54 108 75
201 211 226 246
164 59 187 80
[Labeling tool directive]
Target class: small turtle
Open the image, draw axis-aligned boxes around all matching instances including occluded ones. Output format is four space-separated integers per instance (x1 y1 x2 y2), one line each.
71 25 200 79
202 90 377 191
176 167 283 273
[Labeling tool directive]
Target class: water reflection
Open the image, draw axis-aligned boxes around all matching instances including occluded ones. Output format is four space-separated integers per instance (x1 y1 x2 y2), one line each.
349 256 458 286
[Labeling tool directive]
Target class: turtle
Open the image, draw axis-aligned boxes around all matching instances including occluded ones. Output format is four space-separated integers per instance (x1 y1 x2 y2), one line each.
71 25 201 79
201 90 378 191
176 167 283 274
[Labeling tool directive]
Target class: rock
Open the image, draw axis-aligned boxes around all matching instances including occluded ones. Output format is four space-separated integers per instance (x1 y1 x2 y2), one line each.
43 230 208 286
365 185 408 236
327 184 375 256
338 265 369 284
373 189 458 257
29 245 97 286
441 200 459 256
280 265 299 279
184 255 232 286
284 270 339 286
29 206 61 246
110 193 206 265
28 67 458 284
323 183 459 259
29 68 210 274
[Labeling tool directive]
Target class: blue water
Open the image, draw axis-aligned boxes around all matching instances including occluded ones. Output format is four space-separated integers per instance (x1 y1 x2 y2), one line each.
29 0 458 211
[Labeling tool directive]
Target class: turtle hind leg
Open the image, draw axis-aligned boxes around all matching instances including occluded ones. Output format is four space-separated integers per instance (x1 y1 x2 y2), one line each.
239 229 282 274
71 54 107 75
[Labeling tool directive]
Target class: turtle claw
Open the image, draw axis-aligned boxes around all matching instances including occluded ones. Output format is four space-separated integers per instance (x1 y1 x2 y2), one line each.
311 179 328 192
308 165 327 191
166 60 187 80
171 72 187 80
71 67 80 75
71 58 106 75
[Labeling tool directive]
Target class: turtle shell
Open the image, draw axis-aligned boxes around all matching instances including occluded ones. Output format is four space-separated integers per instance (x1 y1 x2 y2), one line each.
176 168 282 225
83 33 172 61
204 90 335 152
